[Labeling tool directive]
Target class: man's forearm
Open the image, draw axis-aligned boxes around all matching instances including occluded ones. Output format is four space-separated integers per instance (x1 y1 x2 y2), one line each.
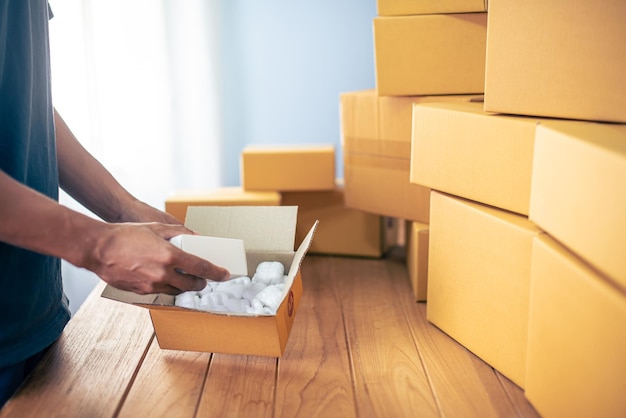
0 170 227 294
55 109 138 223
0 169 106 268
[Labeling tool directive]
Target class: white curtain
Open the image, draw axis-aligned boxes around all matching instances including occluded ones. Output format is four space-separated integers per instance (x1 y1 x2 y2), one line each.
48 0 222 313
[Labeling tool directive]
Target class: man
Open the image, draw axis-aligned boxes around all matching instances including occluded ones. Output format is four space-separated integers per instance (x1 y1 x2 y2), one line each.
0 0 228 406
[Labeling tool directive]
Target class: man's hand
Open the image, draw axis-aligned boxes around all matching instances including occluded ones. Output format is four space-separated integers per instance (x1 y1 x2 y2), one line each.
115 198 186 226
85 222 229 295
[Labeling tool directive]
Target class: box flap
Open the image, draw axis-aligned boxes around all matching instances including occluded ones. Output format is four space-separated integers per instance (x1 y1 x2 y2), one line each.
288 220 319 278
185 206 298 252
101 286 174 306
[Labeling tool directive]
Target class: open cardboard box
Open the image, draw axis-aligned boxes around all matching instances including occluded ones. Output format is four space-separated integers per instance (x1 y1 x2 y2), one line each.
102 206 318 357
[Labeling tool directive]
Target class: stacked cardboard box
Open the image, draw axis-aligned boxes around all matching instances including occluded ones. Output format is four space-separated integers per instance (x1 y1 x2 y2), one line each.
526 122 626 418
165 187 281 223
340 90 480 223
409 0 626 415
374 3 487 96
166 144 387 258
484 0 626 123
341 1 488 301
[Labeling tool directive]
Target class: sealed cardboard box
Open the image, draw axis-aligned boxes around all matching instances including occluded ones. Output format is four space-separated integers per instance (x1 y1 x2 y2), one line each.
374 13 487 96
427 191 542 387
165 187 281 223
343 153 430 222
377 0 487 16
526 234 626 418
484 0 626 123
102 206 317 357
405 221 429 302
241 144 335 191
341 90 482 160
281 180 384 258
340 90 480 222
411 101 572 216
529 122 626 289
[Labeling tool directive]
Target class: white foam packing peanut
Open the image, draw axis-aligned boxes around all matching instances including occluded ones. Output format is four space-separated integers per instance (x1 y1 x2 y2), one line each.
174 261 288 315
252 261 284 285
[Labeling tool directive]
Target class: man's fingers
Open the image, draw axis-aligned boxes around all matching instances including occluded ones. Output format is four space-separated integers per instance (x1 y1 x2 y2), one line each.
153 283 184 296
143 222 196 240
173 252 230 286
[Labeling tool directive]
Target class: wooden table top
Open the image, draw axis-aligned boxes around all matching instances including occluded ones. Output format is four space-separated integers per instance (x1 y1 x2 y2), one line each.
0 254 538 418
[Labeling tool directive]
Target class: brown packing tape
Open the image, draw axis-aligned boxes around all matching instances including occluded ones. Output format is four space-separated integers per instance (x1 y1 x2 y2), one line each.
342 136 411 160
344 152 411 172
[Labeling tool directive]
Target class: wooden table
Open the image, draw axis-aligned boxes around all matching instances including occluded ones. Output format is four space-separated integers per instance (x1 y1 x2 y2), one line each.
0 254 539 418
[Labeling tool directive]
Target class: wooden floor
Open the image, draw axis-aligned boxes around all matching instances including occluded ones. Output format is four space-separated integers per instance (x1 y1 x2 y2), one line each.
1 251 540 418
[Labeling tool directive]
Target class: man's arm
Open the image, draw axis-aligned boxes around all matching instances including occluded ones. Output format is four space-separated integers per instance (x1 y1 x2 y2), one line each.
0 112 229 294
55 109 179 225
0 170 227 293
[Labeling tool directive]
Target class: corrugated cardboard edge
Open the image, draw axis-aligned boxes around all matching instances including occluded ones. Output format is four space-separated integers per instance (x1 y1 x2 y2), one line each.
185 205 298 253
101 286 173 306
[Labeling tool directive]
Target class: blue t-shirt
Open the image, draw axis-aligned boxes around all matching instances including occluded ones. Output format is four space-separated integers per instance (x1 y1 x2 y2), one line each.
0 0 71 368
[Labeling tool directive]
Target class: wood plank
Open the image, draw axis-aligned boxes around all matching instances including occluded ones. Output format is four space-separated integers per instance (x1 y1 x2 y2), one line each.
117 339 211 417
386 250 526 418
467 353 525 417
496 372 541 418
333 256 440 418
273 256 357 418
196 354 277 418
0 281 154 418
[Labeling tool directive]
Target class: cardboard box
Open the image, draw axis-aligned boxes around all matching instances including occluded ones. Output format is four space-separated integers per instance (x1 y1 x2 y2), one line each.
427 191 542 387
526 234 626 418
529 122 626 289
241 144 335 191
102 206 317 357
341 90 482 160
340 90 481 222
281 180 384 258
406 221 429 302
374 13 487 96
484 0 626 123
411 101 571 216
343 153 430 222
165 187 281 223
377 0 487 16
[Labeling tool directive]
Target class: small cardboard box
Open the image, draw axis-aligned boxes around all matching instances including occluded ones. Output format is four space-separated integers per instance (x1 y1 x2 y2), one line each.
377 0 487 16
405 221 429 302
102 206 317 357
529 122 626 289
165 187 281 223
281 179 384 258
410 101 573 216
241 144 335 191
340 90 481 222
526 234 626 418
374 13 487 96
484 0 626 123
427 191 542 387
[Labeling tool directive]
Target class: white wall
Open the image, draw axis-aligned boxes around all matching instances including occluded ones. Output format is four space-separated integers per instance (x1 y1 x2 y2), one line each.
51 0 377 314
218 0 377 185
